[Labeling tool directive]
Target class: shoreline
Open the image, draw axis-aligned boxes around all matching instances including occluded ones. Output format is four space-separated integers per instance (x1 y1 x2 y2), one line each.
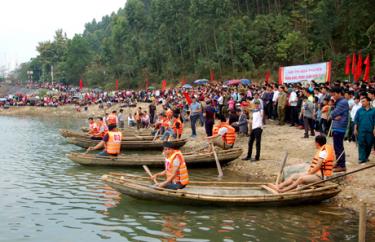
1 105 374 220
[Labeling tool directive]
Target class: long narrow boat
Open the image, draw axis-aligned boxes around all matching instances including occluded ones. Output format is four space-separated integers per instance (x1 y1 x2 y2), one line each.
66 137 187 150
102 173 341 206
59 129 155 141
81 127 151 136
66 147 243 167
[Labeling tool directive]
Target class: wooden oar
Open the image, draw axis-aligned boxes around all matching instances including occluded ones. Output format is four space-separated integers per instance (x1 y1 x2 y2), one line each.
143 165 157 184
275 151 288 184
297 163 375 191
327 121 333 138
152 129 160 141
211 142 223 177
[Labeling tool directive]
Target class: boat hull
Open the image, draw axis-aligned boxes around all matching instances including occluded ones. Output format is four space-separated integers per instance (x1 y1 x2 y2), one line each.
102 174 341 206
66 147 243 167
66 137 187 150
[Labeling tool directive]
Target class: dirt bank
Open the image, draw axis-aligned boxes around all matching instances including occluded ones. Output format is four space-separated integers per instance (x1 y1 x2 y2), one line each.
1 104 374 219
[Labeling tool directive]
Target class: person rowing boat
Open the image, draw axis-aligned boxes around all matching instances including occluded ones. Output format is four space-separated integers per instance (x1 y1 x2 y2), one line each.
268 135 334 193
150 141 189 189
86 124 122 156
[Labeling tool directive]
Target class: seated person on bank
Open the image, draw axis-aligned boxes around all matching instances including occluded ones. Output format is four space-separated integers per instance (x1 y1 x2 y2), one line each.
206 115 236 150
150 141 189 190
86 124 122 156
268 135 334 193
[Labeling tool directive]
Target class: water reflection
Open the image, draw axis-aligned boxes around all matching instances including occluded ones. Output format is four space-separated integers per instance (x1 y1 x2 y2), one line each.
0 116 373 241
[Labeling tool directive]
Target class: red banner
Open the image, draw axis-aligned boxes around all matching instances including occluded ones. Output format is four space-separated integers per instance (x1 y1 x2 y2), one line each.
364 54 371 82
265 70 271 83
210 69 215 81
352 53 357 75
161 79 167 91
115 79 119 91
344 55 351 75
79 79 83 91
356 52 363 80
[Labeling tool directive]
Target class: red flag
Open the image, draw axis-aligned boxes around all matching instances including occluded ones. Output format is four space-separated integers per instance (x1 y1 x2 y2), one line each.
356 52 363 80
115 79 119 91
364 54 371 82
79 79 83 91
161 79 167 91
351 53 357 75
210 69 215 81
265 70 271 83
344 55 351 75
183 92 192 105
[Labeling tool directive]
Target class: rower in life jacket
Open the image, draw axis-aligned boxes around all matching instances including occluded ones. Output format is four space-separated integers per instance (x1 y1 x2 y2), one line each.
87 117 98 135
267 135 335 193
91 117 108 140
207 115 236 150
309 142 334 179
107 110 118 127
87 124 122 156
150 141 189 190
172 114 183 139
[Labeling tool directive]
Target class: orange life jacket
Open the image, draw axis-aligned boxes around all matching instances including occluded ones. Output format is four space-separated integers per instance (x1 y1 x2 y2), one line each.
89 122 98 135
165 150 189 186
96 121 108 138
310 144 334 178
104 131 122 155
212 122 236 145
162 117 171 129
107 113 117 125
172 118 183 135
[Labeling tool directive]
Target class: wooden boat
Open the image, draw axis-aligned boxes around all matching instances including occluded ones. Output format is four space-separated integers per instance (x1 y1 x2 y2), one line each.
81 127 151 136
102 173 341 206
59 129 155 141
66 137 187 150
66 147 243 167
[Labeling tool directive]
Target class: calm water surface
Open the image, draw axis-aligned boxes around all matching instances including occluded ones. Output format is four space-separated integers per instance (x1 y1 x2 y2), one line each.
0 115 373 242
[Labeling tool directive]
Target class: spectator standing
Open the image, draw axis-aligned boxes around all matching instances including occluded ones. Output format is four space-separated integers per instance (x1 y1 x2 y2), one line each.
189 97 202 138
288 87 298 126
118 109 125 129
243 100 263 161
204 100 216 137
277 86 287 125
354 96 375 163
330 87 349 172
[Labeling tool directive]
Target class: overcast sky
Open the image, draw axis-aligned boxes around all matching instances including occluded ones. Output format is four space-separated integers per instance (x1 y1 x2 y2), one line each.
0 0 126 70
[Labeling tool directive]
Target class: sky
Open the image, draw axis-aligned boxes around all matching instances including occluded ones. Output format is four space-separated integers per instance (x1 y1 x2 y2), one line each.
0 0 126 71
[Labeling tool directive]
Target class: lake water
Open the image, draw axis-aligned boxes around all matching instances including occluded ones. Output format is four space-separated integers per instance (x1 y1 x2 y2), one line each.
0 115 373 241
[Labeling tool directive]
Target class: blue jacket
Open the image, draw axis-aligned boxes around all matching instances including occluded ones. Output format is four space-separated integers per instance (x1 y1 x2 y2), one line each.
330 97 349 133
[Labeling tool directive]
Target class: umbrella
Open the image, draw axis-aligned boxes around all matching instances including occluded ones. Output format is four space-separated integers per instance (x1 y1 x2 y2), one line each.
240 79 251 85
182 84 192 89
148 86 155 90
194 79 208 85
0 98 7 102
227 79 241 85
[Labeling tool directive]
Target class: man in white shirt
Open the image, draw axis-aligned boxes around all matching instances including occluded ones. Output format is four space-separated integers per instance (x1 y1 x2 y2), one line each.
272 86 279 119
288 87 298 126
349 96 361 141
243 100 263 161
